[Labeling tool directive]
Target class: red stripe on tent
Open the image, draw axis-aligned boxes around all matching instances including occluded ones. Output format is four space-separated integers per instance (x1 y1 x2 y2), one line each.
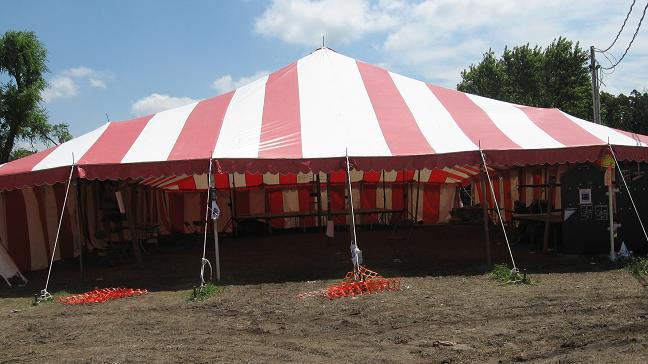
357 62 434 156
429 170 465 183
517 107 602 146
532 169 542 200
427 85 519 149
168 92 235 160
168 193 184 233
422 185 440 224
259 63 302 158
267 189 284 228
176 176 197 191
361 185 378 224
215 173 229 189
52 184 75 260
5 190 30 272
0 146 57 175
363 171 380 183
279 174 297 185
329 171 346 184
245 173 263 187
503 172 513 221
614 129 648 145
79 116 152 164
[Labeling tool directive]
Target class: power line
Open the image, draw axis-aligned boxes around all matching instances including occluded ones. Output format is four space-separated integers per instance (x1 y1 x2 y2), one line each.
599 0 637 53
601 0 648 70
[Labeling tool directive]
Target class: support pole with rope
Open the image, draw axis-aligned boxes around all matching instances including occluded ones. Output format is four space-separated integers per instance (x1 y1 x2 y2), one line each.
345 149 362 278
36 155 76 303
198 158 215 290
607 144 648 246
479 148 519 273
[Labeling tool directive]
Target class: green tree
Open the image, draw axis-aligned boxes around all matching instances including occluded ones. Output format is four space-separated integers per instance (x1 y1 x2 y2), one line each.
457 37 592 120
601 90 648 135
0 31 71 163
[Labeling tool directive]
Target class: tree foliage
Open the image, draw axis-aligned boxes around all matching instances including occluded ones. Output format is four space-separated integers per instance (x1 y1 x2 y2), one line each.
0 31 72 163
457 37 592 120
601 90 648 135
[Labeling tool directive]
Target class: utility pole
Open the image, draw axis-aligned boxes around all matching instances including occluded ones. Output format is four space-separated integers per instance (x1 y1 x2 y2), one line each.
590 46 602 124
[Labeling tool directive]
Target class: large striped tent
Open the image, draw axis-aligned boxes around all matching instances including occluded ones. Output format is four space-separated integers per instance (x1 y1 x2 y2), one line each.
1 47 648 275
0 47 647 188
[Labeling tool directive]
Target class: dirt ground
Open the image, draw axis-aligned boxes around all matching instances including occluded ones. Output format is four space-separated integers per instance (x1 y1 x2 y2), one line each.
1 224 648 363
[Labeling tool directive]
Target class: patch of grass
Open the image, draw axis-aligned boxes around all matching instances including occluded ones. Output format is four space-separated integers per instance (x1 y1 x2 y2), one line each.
490 264 533 285
32 290 72 306
625 257 648 276
190 283 223 301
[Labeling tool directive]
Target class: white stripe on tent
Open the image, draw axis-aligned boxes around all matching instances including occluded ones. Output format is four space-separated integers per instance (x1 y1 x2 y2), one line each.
263 173 280 185
122 102 198 163
22 188 48 270
390 72 477 153
561 111 646 146
467 94 564 149
213 75 269 158
34 123 110 170
298 49 391 158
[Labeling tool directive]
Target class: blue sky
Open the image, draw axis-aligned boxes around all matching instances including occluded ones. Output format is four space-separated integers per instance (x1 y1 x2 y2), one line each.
1 0 647 145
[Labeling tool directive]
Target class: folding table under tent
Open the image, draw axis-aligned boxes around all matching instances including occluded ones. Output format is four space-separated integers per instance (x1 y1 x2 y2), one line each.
1 47 648 279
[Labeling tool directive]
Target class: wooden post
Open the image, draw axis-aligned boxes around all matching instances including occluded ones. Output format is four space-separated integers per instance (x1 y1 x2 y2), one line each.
542 165 553 253
480 172 492 268
315 173 322 229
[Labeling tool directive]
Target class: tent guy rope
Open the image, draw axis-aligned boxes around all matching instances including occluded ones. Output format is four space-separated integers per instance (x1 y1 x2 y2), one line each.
198 157 214 289
36 154 76 303
607 144 648 245
479 148 519 273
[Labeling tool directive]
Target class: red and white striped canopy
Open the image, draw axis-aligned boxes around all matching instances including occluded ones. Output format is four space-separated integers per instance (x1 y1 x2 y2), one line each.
1 47 647 190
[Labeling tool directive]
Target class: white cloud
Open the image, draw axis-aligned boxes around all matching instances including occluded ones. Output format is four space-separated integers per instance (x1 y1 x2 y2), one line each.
257 0 648 93
255 0 399 46
211 70 270 94
42 75 78 102
131 93 198 116
42 66 110 102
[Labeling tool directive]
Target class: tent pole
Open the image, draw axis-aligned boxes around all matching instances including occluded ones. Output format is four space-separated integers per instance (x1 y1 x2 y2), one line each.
480 171 492 268
542 165 553 253
231 174 238 236
414 170 421 223
315 172 322 230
